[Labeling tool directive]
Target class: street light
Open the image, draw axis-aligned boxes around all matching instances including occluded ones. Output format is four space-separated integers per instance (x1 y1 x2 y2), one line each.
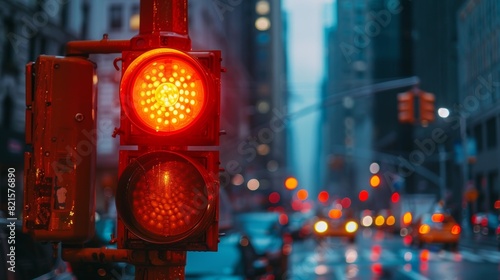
437 108 450 118
437 107 449 202
438 107 469 213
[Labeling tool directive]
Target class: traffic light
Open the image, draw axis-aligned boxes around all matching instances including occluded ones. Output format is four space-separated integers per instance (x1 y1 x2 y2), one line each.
23 55 96 243
419 91 435 125
397 91 415 124
116 48 221 251
370 174 381 188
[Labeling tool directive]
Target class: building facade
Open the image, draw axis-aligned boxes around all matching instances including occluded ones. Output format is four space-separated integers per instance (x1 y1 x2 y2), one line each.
458 0 500 212
0 0 86 167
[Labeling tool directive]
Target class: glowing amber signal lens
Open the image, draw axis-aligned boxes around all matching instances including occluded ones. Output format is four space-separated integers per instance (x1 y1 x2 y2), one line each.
370 175 381 187
121 49 207 134
116 152 216 243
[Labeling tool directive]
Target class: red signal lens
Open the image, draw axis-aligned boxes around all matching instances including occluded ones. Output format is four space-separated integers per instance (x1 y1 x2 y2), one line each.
116 151 216 243
121 48 207 134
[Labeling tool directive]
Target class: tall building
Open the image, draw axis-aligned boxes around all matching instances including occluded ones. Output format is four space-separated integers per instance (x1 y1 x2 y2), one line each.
321 0 374 205
320 0 413 211
458 0 500 212
408 0 465 217
200 0 288 211
238 0 288 209
0 0 86 166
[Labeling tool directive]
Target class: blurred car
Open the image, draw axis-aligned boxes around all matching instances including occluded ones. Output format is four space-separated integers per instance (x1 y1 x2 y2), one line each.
495 224 500 251
185 229 269 279
471 212 500 235
287 211 314 240
236 212 291 278
312 212 358 243
410 213 461 250
372 209 397 233
496 223 500 250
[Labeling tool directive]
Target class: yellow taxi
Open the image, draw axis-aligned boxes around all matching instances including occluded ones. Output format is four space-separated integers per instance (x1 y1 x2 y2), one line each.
410 213 461 250
312 209 358 243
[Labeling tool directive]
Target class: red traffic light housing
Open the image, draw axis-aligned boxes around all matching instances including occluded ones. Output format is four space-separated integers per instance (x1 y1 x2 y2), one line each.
419 91 435 125
397 91 415 124
23 56 96 243
117 48 221 251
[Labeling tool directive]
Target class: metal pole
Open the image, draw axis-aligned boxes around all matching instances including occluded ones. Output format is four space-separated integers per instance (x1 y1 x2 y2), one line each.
439 144 446 201
134 251 186 280
139 0 188 36
460 115 472 231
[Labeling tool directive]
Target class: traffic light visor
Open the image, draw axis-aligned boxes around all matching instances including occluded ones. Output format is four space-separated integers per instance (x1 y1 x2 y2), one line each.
116 151 216 243
121 48 207 134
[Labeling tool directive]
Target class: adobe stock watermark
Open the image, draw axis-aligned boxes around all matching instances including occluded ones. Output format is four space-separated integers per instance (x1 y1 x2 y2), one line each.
396 74 500 178
8 0 70 54
219 107 288 188
340 0 407 64
211 0 243 21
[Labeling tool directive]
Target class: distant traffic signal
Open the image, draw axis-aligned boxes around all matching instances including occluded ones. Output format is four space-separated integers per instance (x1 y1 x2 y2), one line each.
370 174 381 188
397 91 415 124
23 56 96 243
419 91 435 125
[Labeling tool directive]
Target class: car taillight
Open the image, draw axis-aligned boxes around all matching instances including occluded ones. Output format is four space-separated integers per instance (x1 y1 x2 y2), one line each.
451 225 461 235
403 212 412 225
431 213 444 223
471 214 477 224
419 224 430 234
496 226 500 235
480 218 488 227
386 215 396 226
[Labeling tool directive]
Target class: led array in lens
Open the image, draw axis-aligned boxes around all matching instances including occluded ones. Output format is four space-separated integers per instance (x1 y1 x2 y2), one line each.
131 160 207 237
131 58 205 133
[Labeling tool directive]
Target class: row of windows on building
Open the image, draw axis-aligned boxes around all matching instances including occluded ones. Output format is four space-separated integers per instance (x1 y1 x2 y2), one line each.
474 115 499 152
109 3 140 31
462 32 500 83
